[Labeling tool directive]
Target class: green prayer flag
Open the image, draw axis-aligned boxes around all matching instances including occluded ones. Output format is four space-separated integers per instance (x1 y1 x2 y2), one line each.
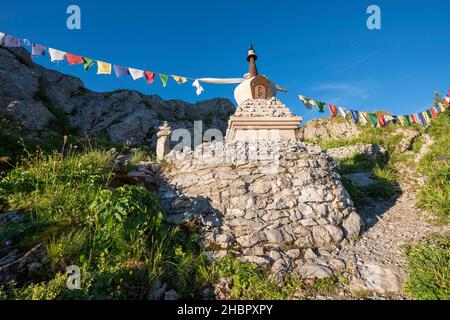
368 113 378 127
159 74 169 87
426 110 432 119
83 57 94 72
316 101 326 113
404 115 411 125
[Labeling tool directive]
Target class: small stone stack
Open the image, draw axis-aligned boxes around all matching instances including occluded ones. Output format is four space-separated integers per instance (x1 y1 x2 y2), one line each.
158 140 363 270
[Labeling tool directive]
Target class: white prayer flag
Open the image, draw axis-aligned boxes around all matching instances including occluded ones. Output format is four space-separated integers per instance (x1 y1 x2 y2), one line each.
338 107 348 119
129 68 145 80
192 79 204 95
48 48 66 62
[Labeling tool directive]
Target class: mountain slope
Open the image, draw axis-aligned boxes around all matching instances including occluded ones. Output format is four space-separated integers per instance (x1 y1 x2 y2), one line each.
0 47 235 146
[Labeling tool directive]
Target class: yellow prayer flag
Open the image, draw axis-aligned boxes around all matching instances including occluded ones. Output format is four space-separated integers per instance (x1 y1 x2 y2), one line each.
422 111 431 124
358 112 368 125
97 61 112 75
172 75 188 84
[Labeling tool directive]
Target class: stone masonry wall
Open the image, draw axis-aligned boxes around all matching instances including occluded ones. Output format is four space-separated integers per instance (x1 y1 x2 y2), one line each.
158 140 363 269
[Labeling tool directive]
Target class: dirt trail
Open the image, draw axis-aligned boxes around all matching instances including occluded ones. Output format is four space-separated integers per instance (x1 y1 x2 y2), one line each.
332 134 449 298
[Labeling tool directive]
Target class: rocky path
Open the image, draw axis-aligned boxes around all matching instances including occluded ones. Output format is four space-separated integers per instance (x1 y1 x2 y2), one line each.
328 134 450 298
334 192 449 298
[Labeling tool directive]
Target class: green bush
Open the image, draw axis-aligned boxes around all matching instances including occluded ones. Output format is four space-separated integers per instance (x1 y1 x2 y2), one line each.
404 236 450 300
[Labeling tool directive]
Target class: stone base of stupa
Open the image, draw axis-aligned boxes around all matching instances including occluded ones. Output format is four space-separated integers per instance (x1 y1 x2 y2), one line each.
225 98 302 143
159 140 363 269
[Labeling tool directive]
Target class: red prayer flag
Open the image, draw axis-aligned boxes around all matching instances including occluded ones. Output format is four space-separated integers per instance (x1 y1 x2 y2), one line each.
444 97 450 107
409 115 416 123
144 71 155 84
328 104 338 117
66 53 84 65
376 114 386 127
430 108 438 119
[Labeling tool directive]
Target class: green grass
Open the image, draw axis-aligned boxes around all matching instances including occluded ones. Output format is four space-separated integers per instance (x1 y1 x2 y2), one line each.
316 117 429 206
416 113 450 224
404 236 450 300
0 146 205 299
341 177 368 207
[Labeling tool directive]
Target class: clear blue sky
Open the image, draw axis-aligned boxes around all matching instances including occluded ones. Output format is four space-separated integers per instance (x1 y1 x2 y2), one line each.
1 0 449 123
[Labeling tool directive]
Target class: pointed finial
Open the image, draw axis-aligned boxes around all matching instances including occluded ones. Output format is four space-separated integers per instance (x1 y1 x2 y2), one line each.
247 44 258 76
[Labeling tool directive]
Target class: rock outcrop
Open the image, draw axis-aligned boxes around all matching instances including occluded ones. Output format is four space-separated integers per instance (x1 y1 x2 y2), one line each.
326 144 386 161
297 118 360 142
0 47 235 146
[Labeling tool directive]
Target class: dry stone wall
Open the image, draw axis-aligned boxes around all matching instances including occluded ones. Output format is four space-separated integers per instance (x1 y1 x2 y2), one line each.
158 140 363 267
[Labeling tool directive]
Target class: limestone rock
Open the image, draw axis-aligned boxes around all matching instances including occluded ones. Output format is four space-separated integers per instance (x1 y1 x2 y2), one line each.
0 244 48 286
343 212 364 239
147 280 168 300
344 172 377 188
356 263 403 294
326 144 386 162
298 118 360 142
297 263 333 279
0 47 235 145
164 289 180 301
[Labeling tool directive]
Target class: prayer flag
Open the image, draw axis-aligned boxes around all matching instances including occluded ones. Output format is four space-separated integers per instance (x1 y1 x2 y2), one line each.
409 115 416 124
419 113 426 124
350 110 359 124
316 101 326 113
144 71 156 84
129 68 145 80
97 61 112 75
172 75 188 84
338 107 348 119
437 102 446 112
159 74 169 87
369 113 378 127
403 115 411 126
430 107 438 119
299 96 315 109
192 79 204 96
48 48 66 62
4 35 20 47
83 57 94 71
384 114 394 125
66 53 84 65
398 116 406 126
422 111 431 124
391 115 398 124
0 32 5 45
376 114 386 127
31 44 46 56
328 104 338 117
359 112 369 125
114 65 130 77
444 96 450 107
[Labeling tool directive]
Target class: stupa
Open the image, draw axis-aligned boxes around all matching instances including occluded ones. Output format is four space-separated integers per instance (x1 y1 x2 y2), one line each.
225 46 302 142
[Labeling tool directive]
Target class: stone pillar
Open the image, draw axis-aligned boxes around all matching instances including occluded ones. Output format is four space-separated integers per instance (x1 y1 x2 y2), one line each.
156 121 172 162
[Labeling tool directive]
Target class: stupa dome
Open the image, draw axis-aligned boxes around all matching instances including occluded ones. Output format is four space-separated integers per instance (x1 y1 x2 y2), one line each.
234 76 277 104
